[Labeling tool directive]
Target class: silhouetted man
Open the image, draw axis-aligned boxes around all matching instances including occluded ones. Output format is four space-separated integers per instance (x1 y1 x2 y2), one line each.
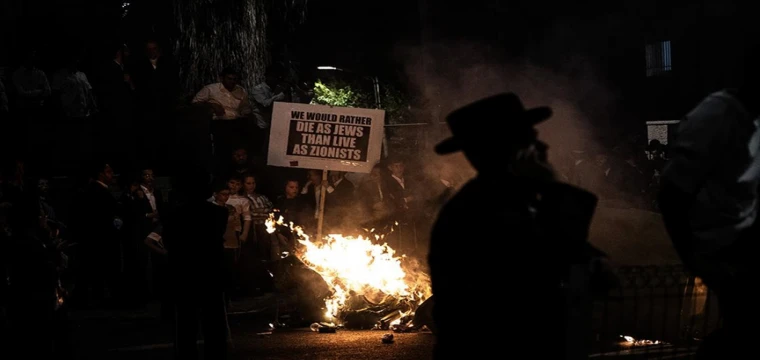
325 171 355 232
429 93 600 359
132 39 179 172
78 162 122 307
162 169 230 359
659 47 760 359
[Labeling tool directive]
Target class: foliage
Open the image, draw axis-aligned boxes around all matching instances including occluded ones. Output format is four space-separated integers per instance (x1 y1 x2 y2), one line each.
312 80 359 108
311 78 414 124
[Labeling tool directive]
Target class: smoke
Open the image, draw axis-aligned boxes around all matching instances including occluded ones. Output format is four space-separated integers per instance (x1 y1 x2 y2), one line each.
390 37 679 266
396 39 616 186
319 39 618 258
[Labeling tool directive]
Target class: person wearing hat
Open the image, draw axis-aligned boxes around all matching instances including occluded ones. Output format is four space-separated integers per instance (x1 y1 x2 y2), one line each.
428 93 606 359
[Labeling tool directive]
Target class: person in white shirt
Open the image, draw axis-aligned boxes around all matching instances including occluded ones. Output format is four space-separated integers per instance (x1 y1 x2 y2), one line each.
193 67 254 167
250 67 288 157
192 67 253 121
251 68 287 129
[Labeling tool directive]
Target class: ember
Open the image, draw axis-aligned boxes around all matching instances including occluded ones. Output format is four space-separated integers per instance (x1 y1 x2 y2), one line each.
266 214 432 329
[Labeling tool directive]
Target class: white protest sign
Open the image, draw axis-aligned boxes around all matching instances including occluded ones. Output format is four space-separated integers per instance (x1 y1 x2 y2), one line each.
267 102 385 173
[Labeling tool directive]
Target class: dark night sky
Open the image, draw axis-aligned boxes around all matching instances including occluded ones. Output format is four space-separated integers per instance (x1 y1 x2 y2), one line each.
292 0 637 79
291 0 422 77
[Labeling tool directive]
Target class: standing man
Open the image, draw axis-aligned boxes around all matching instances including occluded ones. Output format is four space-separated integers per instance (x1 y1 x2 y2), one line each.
428 93 601 359
192 67 253 171
659 47 760 359
78 162 122 308
132 39 179 172
163 168 230 359
251 67 288 157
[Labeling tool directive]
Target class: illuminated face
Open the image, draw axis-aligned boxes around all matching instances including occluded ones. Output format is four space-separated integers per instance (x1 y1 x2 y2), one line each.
228 179 241 194
142 169 154 185
388 162 404 177
308 170 322 185
285 181 299 198
222 73 239 91
244 176 256 194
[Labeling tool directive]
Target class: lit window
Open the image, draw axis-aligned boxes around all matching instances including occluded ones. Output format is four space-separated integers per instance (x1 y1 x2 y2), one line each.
645 40 672 77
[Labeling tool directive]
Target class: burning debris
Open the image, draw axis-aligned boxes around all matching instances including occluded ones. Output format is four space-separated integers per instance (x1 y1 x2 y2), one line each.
310 322 338 333
619 335 666 347
266 214 433 330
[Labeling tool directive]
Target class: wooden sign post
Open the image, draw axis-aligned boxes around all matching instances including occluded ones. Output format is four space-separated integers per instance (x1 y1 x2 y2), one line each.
316 169 328 241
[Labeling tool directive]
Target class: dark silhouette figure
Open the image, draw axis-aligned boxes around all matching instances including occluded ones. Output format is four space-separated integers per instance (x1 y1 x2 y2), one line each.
428 93 601 359
76 163 121 307
4 196 59 358
162 168 230 359
659 47 760 359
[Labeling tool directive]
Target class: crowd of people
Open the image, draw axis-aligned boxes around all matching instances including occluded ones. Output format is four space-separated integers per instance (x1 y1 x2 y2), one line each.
551 138 668 212
0 36 677 359
0 40 461 357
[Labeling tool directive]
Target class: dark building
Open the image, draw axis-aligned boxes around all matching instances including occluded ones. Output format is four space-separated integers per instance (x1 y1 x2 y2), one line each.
602 1 756 122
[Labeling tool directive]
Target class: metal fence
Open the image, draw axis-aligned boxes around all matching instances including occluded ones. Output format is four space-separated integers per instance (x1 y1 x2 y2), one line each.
590 265 720 359
383 122 445 158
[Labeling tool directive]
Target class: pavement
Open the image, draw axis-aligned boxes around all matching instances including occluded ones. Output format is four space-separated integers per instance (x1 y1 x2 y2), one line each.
590 345 698 359
65 295 700 360
68 296 435 360
106 329 435 360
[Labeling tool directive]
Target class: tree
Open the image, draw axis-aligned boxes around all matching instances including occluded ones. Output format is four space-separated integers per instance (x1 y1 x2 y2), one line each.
172 0 308 102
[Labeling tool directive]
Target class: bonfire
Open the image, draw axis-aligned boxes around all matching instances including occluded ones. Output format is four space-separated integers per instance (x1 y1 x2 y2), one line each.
266 214 433 330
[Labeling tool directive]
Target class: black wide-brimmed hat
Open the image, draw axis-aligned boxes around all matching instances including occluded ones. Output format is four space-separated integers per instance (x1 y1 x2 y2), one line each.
435 93 552 155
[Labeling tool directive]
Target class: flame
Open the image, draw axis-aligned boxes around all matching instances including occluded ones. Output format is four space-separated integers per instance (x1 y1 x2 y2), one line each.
264 213 432 322
620 335 665 346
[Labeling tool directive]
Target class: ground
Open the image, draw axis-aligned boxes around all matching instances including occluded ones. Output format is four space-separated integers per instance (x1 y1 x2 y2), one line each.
64 296 700 359
68 298 435 360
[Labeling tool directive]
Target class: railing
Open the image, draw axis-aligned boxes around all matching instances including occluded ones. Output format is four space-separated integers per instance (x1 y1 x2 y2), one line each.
383 122 444 157
590 265 719 359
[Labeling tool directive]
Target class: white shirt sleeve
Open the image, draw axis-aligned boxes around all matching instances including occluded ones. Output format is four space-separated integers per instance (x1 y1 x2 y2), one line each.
241 197 252 222
192 85 211 103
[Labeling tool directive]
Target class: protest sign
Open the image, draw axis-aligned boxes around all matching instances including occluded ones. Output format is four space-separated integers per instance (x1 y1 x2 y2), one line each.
267 102 385 173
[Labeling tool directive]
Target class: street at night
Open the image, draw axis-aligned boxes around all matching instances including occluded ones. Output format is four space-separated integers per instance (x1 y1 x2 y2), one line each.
2 0 758 359
70 301 435 360
70 302 700 360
